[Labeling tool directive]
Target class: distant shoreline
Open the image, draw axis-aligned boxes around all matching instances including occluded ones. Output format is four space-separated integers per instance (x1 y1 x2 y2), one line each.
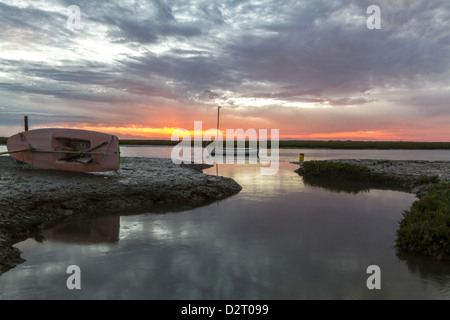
119 140 450 149
1 138 449 149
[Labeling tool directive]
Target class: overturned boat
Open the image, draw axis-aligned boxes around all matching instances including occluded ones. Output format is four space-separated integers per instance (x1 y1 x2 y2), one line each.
3 128 120 172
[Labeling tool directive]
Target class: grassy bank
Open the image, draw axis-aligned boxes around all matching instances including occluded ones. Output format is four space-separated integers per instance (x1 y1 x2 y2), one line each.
299 160 371 180
119 140 450 149
0 138 6 145
396 183 450 260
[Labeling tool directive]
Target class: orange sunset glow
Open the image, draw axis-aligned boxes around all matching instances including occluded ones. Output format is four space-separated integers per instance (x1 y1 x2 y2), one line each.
43 124 446 142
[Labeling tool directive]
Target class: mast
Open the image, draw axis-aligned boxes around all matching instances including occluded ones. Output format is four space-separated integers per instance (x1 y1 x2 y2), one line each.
216 106 221 150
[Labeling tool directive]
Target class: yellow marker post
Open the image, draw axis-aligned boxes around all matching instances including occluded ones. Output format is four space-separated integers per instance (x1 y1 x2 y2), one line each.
299 153 305 162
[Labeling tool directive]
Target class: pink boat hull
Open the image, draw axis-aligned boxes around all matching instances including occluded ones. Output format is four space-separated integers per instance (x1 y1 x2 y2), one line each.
7 128 120 172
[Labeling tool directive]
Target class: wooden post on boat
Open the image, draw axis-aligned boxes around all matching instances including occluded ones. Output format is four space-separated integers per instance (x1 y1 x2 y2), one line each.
24 116 29 132
0 148 31 155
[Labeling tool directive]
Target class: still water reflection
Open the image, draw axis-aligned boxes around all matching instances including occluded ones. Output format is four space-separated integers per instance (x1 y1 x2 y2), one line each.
0 147 449 299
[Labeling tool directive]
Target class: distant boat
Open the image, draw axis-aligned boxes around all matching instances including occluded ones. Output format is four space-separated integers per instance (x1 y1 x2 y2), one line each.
4 128 120 172
210 148 259 157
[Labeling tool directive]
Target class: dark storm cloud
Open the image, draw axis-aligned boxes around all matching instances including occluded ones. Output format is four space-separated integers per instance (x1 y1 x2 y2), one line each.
1 59 112 84
59 0 202 44
225 0 450 100
0 111 91 126
119 51 240 96
100 11 202 44
0 2 61 31
2 0 449 103
0 56 178 103
0 1 79 46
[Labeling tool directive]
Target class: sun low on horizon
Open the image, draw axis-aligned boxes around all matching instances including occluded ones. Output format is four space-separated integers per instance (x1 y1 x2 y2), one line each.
0 1 449 142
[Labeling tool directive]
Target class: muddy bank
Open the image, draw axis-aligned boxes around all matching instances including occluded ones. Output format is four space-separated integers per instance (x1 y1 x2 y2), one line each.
0 157 241 275
293 159 450 194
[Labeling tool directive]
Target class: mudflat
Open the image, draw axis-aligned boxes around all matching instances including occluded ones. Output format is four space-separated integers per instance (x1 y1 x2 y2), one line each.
294 159 450 194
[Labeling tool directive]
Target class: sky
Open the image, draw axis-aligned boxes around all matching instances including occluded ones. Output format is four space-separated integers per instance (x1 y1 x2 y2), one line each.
0 0 449 141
